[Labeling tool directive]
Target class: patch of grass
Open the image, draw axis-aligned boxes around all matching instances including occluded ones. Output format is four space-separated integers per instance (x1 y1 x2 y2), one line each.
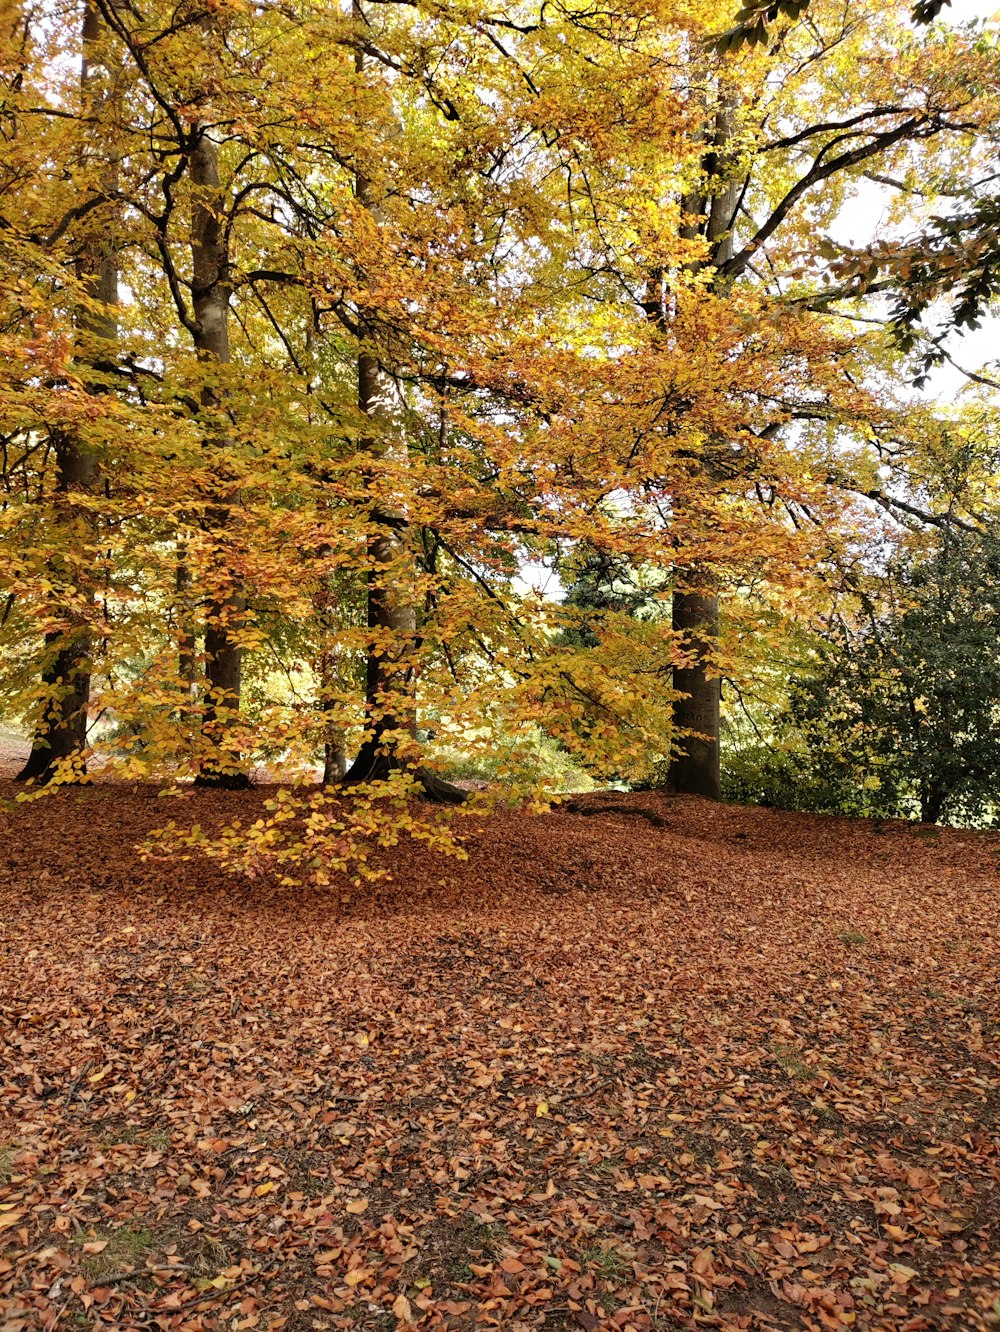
0 1146 12 1185
100 1125 139 1147
582 1242 630 1280
743 1243 763 1270
296 1172 329 1197
773 1162 797 1190
466 1220 506 1260
838 929 868 946
185 1230 232 1275
772 1043 811 1080
77 1225 156 1279
98 1125 170 1151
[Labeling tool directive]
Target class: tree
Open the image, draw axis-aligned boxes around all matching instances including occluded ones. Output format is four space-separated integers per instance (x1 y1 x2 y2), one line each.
618 0 1000 797
771 533 1000 824
10 1 119 784
4 0 1000 880
185 12 249 788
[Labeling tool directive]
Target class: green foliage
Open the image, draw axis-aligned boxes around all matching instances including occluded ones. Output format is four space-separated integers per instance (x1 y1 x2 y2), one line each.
726 532 1000 825
722 737 833 812
557 548 667 651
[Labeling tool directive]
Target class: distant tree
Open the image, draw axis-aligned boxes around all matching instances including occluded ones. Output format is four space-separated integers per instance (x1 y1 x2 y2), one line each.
558 549 663 651
766 533 1000 824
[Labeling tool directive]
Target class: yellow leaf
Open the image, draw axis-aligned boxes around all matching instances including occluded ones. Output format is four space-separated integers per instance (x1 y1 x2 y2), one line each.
346 1198 369 1214
392 1293 412 1322
535 1101 549 1118
254 1181 275 1196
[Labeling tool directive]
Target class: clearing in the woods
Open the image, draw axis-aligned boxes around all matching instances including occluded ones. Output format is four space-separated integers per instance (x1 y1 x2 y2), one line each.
1 786 998 1332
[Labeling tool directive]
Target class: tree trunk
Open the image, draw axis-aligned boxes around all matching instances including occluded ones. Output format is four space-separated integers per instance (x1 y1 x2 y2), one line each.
663 100 739 799
189 100 249 789
175 549 197 699
669 579 721 799
341 23 463 804
17 0 116 785
341 350 464 804
16 435 99 781
323 734 348 785
315 589 348 784
920 783 945 825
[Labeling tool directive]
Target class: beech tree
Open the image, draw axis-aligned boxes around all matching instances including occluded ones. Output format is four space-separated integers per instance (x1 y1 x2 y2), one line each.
714 0 953 51
185 13 247 787
2 0 999 875
619 0 1000 797
5 1 119 784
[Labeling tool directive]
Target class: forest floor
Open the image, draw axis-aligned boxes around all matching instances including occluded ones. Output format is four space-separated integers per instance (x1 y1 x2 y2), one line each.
1 785 999 1332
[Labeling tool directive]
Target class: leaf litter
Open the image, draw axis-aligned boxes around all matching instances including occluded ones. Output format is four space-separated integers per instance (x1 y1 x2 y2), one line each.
1 784 999 1330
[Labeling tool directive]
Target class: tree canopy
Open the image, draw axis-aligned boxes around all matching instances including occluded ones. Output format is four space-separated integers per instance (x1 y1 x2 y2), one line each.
3 0 1000 868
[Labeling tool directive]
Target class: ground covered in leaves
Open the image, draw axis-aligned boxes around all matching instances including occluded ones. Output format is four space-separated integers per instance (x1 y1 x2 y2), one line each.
2 786 999 1332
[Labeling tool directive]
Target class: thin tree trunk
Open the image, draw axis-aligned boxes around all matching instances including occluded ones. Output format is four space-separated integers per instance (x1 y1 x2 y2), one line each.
189 92 249 788
16 432 100 783
341 343 463 803
921 783 945 825
314 581 347 784
342 14 463 804
17 0 116 784
175 548 197 698
323 731 348 785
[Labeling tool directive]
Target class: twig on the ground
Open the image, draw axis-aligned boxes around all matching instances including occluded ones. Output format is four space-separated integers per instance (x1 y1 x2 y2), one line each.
64 1060 93 1105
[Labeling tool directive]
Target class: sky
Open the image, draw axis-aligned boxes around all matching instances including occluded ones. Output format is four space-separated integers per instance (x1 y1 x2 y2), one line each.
944 0 1000 21
919 0 1000 397
829 0 1000 403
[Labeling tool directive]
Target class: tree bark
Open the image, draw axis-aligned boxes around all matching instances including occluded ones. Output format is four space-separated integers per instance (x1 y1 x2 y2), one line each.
342 15 463 804
315 583 348 784
669 577 721 798
663 99 739 799
15 435 100 783
189 90 249 788
341 346 464 803
323 734 348 784
920 783 945 825
17 0 117 784
175 549 197 700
